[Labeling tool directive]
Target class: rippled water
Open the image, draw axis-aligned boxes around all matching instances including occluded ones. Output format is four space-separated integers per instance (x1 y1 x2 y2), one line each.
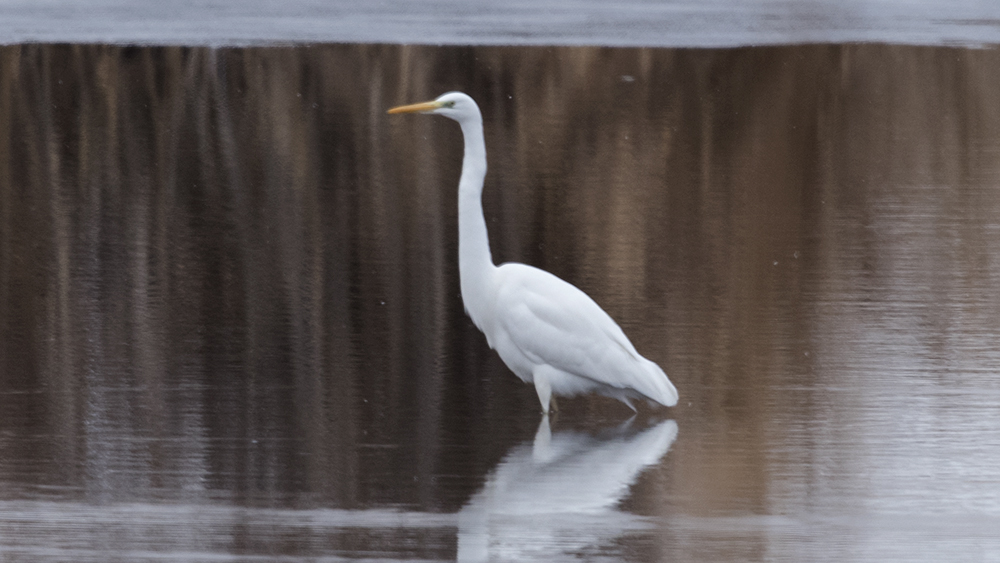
2 44 1000 561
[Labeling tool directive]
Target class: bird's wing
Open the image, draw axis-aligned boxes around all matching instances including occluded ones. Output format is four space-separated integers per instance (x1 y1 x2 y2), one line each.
492 263 667 401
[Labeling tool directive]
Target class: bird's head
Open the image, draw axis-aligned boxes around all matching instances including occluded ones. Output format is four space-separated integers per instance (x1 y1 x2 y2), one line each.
388 91 481 123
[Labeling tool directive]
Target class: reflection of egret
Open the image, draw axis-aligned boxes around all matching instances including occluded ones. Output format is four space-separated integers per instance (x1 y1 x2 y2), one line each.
389 92 678 413
457 417 678 562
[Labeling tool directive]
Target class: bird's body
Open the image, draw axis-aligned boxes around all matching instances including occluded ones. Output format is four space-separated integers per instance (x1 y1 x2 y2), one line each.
389 92 678 413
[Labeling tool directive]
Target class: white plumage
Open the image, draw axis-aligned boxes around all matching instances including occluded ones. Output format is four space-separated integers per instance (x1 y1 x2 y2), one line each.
389 91 678 413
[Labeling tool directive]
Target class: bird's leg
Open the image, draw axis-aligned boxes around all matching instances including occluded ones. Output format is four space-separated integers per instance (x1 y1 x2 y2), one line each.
621 395 637 413
532 415 554 463
533 368 552 414
550 396 559 413
617 414 637 433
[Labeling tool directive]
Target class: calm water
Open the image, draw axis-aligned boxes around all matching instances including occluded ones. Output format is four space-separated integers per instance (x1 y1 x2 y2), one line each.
3 0 1000 46
1 44 1000 561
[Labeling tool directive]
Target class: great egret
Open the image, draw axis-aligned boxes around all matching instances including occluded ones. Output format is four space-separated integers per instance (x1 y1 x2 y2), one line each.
388 92 678 413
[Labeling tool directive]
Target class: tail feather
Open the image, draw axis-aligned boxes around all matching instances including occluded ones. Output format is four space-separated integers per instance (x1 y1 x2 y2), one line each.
634 359 678 407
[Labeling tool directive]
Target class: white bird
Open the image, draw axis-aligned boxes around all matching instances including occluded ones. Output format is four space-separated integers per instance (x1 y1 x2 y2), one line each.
388 92 678 413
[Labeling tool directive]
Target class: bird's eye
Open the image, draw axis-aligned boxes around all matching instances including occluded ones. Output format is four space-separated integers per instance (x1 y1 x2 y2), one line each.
442 101 456 108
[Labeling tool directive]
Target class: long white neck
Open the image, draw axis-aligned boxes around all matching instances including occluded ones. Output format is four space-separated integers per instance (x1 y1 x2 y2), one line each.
456 116 496 326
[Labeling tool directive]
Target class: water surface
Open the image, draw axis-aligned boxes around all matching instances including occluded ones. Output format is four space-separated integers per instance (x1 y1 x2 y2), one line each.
1 44 1000 561
2 1 1000 46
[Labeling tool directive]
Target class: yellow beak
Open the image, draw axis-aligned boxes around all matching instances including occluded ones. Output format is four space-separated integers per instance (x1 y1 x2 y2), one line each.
387 100 442 114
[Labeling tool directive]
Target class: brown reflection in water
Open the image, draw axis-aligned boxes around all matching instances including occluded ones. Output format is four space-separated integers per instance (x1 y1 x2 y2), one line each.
1 44 999 533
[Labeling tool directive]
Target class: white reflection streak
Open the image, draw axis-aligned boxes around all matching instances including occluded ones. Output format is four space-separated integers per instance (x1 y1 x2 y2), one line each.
457 417 679 562
0 501 458 562
0 420 676 562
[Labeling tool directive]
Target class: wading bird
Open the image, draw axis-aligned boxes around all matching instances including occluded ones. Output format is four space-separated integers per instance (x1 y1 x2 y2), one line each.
388 92 677 413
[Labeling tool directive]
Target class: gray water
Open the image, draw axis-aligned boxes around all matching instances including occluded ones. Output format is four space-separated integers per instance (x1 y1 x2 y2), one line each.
2 44 1000 561
3 0 1000 47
